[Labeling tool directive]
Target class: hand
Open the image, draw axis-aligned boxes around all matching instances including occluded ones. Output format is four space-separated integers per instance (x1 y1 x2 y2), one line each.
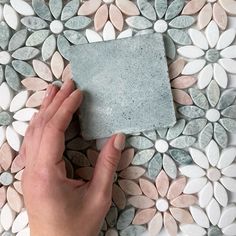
20 79 126 236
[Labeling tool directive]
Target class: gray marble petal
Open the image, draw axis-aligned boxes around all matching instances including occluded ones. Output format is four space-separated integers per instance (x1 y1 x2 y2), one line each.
120 225 146 236
207 80 220 108
61 0 80 21
219 118 236 133
137 0 157 21
214 123 228 148
57 35 71 60
26 30 50 46
0 66 3 84
70 33 176 139
198 123 213 149
165 0 185 21
42 34 56 61
170 135 196 148
167 29 192 45
189 88 209 110
5 65 21 91
221 105 236 118
117 207 135 230
32 0 52 21
169 148 192 165
49 0 62 19
127 136 153 149
132 149 155 165
64 30 87 45
12 60 35 77
106 206 118 228
183 118 207 135
169 15 195 29
0 22 10 50
65 16 92 30
163 154 177 179
21 16 48 30
156 128 168 138
147 152 162 180
8 29 28 52
166 119 185 140
217 89 236 110
142 130 157 141
126 16 153 30
163 34 176 60
178 106 205 118
154 0 167 18
12 47 40 61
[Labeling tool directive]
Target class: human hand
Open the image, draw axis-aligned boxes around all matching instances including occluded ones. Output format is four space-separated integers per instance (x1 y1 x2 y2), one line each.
20 79 126 236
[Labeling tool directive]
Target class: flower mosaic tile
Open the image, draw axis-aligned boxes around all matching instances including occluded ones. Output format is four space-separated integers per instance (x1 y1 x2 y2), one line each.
0 0 236 236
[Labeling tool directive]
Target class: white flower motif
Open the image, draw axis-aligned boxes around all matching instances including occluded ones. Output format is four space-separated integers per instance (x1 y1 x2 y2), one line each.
180 140 236 209
178 20 236 89
0 82 37 151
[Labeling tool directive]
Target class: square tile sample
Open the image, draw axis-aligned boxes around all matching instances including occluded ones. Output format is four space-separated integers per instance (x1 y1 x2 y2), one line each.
70 33 176 140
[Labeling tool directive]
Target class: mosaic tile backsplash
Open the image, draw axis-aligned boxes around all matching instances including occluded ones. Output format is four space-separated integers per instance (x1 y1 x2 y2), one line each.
0 0 236 235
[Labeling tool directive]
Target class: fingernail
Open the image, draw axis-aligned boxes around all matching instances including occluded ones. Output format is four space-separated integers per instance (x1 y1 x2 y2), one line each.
113 133 126 151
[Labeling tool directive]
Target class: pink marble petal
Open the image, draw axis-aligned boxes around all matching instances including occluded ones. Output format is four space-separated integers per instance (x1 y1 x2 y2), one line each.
0 186 6 208
117 148 134 171
78 0 101 16
213 3 227 30
14 169 24 180
164 212 178 236
26 91 45 108
128 195 155 209
33 60 53 82
198 3 213 30
94 4 108 31
139 178 158 200
118 179 142 195
62 64 73 82
0 142 14 171
11 154 25 173
169 207 194 224
171 76 197 89
86 149 99 167
170 194 197 208
167 176 186 200
119 166 145 179
112 183 126 209
51 51 64 79
155 170 169 197
115 0 139 16
132 208 156 225
172 89 193 105
182 0 206 15
7 186 23 212
75 167 94 180
109 4 124 31
169 58 186 80
13 181 23 195
21 77 48 91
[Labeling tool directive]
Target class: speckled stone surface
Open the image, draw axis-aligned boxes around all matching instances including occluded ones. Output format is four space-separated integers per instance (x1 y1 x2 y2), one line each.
70 33 176 140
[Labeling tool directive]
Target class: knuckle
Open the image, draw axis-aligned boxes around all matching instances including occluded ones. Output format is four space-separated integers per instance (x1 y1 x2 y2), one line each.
103 155 119 171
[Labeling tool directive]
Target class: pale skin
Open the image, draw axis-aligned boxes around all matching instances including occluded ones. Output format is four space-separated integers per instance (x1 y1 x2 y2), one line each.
20 79 126 236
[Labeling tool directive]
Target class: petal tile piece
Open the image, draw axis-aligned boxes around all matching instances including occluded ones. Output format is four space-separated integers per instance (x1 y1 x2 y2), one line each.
166 119 185 140
165 0 185 21
33 59 53 82
207 80 220 107
103 21 116 41
177 46 204 59
188 28 208 50
168 58 185 80
85 29 103 43
217 89 236 110
222 223 236 235
12 210 28 233
0 22 10 50
214 182 228 207
206 199 221 226
77 0 101 15
147 153 162 180
0 142 14 171
213 3 227 30
8 29 28 52
12 47 40 61
170 194 197 208
125 16 152 30
155 170 169 197
180 224 206 236
0 203 16 231
109 4 124 31
170 135 196 149
168 29 192 45
197 3 212 30
182 59 206 75
6 125 22 151
163 154 177 179
214 123 228 148
116 0 140 16
213 63 228 89
26 30 50 47
117 207 135 230
206 20 219 48
199 123 213 149
5 65 21 91
7 186 23 213
119 166 146 179
219 118 236 133
21 16 48 30
61 0 80 21
132 208 156 225
154 0 167 18
182 0 206 15
42 35 56 61
12 121 28 136
179 165 205 178
112 184 126 209
190 205 210 228
164 212 177 236
183 119 207 135
183 177 208 194
117 148 134 171
189 88 209 109
3 4 19 30
189 148 209 169
220 177 236 192
132 149 155 165
32 0 52 21
128 195 155 209
222 164 236 177
167 176 186 200
218 204 236 228
26 91 45 108
137 0 156 21
219 0 236 15
120 225 146 236
172 89 193 105
217 146 236 169
171 76 196 89
12 60 35 77
10 90 29 112
169 149 192 165
21 77 48 91
118 179 142 196
216 28 236 50
199 181 213 208
0 186 6 208
10 0 34 16
94 4 108 32
148 212 163 236
198 64 213 89
139 178 158 200
51 51 64 79
170 207 193 224
13 108 38 122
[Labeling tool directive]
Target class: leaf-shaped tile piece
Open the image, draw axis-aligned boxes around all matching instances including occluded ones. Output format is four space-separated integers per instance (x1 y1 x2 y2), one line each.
163 34 176 60
3 4 20 30
42 34 56 61
1 203 16 231
32 0 52 21
207 80 220 107
21 16 48 30
142 130 157 141
10 0 34 16
183 118 207 135
154 0 167 18
106 206 118 228
168 58 185 80
126 16 152 30
26 30 50 47
49 0 62 19
170 136 196 149
163 154 177 179
182 59 206 75
189 88 209 110
78 0 101 16
147 153 162 180
7 186 23 212
214 123 228 148
169 148 192 165
219 118 236 133
51 51 64 79
0 66 3 84
120 225 146 236
127 136 153 149
137 0 156 21
12 60 35 77
164 212 178 236
178 106 205 118
222 105 236 118
217 89 236 110
170 207 193 224
171 76 196 89
168 29 192 45
112 184 126 209
148 212 163 236
172 89 193 105
132 208 156 225
21 77 48 91
198 123 213 149
117 207 135 230
139 178 158 200
198 3 212 30
57 35 71 60
0 112 12 126
65 16 92 30
118 179 142 196
169 16 195 28
94 4 108 31
64 30 87 45
166 119 185 140
0 22 10 50
182 0 206 15
5 65 21 91
33 59 53 82
165 0 185 20
12 47 40 61
119 166 146 179
0 82 14 110
213 2 227 30
132 149 155 165
116 0 139 16
155 170 169 197
109 4 124 32
190 205 210 228
117 148 134 171
61 0 80 21
167 176 186 200
128 195 155 209
8 29 27 52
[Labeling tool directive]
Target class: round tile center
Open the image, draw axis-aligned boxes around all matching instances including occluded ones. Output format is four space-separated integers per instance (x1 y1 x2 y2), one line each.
0 172 14 186
0 111 12 126
156 198 169 212
206 109 220 122
50 20 64 34
0 51 11 65
205 49 219 62
154 20 168 33
207 167 221 182
155 139 169 153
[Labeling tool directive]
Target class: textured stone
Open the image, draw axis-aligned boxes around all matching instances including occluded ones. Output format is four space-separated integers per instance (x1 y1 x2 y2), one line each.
61 0 80 21
165 0 185 20
70 33 176 139
132 149 155 165
127 136 153 149
183 118 207 135
12 47 40 61
168 29 192 45
21 16 48 30
8 29 27 52
166 119 185 140
0 22 10 50
12 60 35 77
147 153 162 180
169 149 192 165
117 207 135 230
126 16 152 30
169 15 195 28
120 225 146 236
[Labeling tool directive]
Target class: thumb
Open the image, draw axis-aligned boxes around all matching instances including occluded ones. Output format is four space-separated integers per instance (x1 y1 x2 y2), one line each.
90 133 126 194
